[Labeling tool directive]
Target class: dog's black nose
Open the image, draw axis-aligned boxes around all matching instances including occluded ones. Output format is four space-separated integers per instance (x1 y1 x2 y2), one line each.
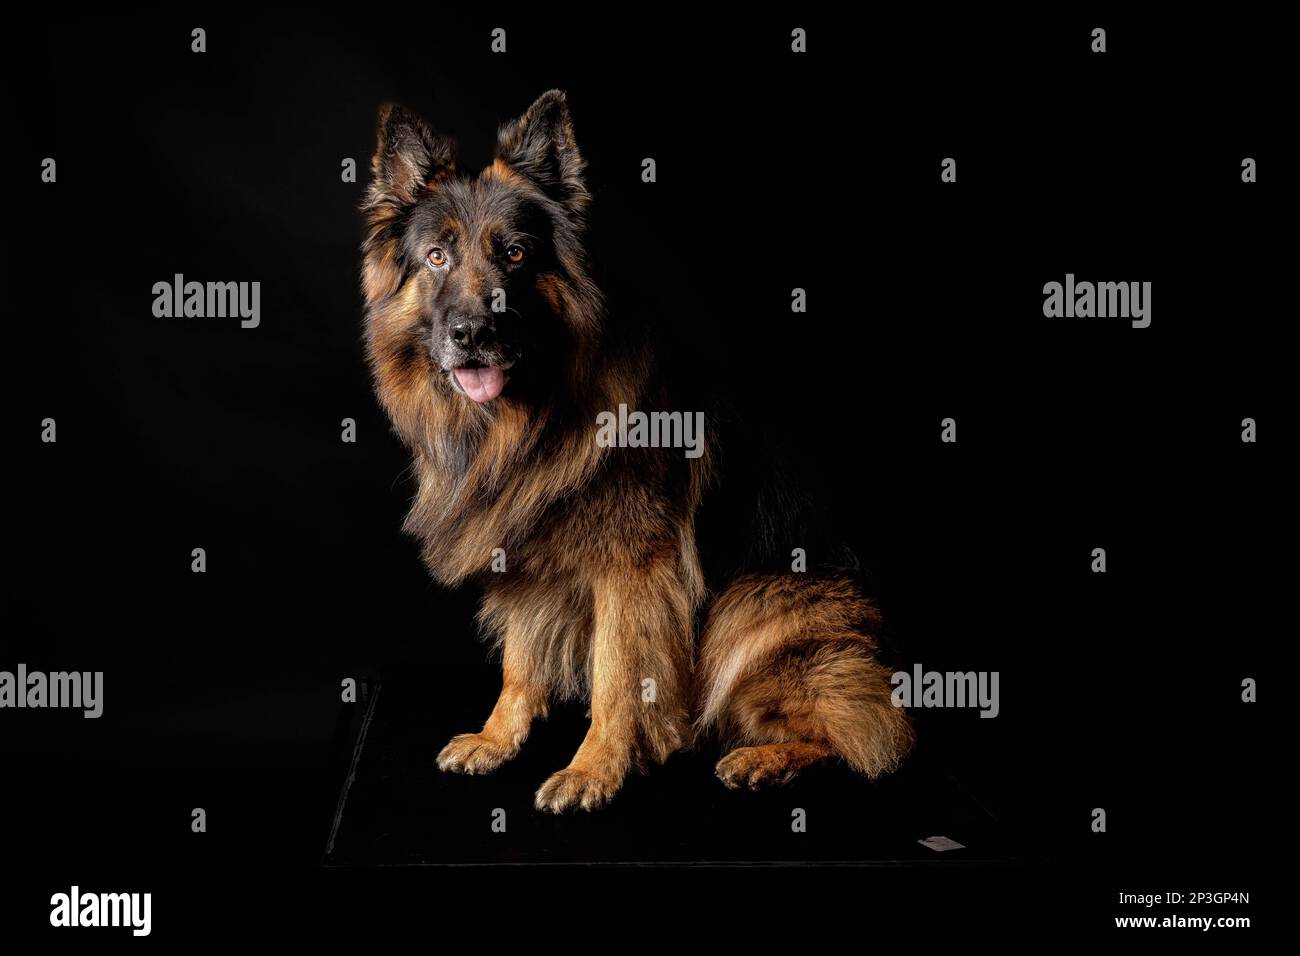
449 316 495 350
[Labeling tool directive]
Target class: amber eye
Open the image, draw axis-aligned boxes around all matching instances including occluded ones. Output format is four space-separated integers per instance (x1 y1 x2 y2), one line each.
505 245 525 265
427 247 448 268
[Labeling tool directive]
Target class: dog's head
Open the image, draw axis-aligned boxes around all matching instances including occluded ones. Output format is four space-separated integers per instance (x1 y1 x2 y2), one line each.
361 91 601 406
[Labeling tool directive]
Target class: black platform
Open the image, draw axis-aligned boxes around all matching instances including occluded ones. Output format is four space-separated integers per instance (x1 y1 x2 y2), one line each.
322 676 1015 867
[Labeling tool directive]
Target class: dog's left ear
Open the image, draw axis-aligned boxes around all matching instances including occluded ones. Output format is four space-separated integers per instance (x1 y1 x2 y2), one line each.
495 90 589 217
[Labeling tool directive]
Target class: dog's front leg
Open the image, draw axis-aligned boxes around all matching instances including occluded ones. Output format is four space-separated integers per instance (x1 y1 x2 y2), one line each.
534 560 693 812
437 627 548 775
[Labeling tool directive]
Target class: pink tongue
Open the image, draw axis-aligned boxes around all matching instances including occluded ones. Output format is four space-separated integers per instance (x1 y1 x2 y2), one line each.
453 367 504 403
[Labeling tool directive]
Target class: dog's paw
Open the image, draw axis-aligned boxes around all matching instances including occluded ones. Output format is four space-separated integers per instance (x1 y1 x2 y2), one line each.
534 767 620 813
436 732 515 775
715 746 799 790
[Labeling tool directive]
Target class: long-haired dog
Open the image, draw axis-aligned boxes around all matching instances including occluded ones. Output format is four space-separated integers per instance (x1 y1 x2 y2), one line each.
360 90 913 811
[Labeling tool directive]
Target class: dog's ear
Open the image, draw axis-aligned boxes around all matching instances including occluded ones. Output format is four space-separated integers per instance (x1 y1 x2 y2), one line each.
368 103 456 209
495 90 589 216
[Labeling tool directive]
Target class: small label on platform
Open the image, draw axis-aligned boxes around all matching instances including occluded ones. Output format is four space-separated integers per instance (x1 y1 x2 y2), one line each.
918 835 965 852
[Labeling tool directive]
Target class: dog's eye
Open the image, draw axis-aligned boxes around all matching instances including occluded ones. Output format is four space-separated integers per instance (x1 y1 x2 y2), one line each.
505 245 525 265
427 247 448 269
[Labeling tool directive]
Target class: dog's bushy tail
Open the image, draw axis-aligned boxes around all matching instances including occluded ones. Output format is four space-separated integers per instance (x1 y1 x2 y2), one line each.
695 573 914 777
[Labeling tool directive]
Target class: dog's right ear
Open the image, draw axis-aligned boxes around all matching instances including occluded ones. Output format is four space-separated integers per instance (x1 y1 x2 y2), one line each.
368 103 456 210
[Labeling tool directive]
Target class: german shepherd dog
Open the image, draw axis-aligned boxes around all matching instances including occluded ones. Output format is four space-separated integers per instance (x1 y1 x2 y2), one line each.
361 91 913 812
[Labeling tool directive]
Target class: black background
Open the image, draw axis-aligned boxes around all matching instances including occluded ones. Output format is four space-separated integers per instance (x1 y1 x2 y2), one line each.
5 8 1280 940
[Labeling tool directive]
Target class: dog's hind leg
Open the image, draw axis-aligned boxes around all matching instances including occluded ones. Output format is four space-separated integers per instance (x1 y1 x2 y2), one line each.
697 574 913 789
715 741 835 790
